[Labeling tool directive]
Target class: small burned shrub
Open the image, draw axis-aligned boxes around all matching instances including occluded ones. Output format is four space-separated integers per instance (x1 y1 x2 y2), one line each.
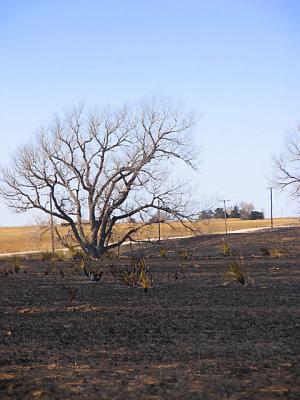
120 255 152 291
179 249 192 260
78 259 103 282
120 270 139 287
139 270 152 292
133 255 148 273
223 261 254 286
159 248 167 258
221 242 231 257
260 246 288 258
9 256 23 274
78 259 88 276
269 248 289 258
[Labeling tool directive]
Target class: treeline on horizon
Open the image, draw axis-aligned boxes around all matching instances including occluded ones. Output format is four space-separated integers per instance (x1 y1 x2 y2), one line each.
60 202 264 227
199 202 264 221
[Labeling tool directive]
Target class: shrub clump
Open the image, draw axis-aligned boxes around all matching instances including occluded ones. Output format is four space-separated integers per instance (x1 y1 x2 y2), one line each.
223 261 254 286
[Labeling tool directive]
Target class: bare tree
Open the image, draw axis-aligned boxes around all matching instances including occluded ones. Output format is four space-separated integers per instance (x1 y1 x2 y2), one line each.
239 201 254 220
0 98 198 257
274 128 300 198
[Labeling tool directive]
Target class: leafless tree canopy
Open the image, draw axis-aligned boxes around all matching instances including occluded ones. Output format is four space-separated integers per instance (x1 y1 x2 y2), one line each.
274 128 300 198
0 99 198 257
239 201 254 220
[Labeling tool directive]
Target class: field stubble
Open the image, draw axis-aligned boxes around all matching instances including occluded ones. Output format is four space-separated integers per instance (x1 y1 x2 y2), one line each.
0 217 299 254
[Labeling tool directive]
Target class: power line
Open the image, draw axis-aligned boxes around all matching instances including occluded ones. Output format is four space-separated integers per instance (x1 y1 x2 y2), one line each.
220 199 230 235
49 194 55 255
267 187 274 229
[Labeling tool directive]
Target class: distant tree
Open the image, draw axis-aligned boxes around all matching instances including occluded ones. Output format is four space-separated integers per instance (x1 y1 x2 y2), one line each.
0 99 198 258
239 202 255 220
229 205 241 218
199 209 214 220
214 207 228 219
249 211 264 220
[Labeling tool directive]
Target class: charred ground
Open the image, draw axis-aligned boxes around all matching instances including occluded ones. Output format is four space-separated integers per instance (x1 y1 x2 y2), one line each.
0 227 299 399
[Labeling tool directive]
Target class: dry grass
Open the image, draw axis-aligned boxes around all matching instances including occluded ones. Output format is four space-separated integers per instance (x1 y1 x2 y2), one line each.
0 217 299 254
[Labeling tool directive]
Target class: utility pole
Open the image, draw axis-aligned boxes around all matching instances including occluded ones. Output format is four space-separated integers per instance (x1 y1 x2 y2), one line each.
49 194 55 255
158 199 161 242
220 199 230 235
267 187 274 229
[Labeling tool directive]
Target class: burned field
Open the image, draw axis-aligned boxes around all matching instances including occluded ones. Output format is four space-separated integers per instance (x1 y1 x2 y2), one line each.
0 227 299 399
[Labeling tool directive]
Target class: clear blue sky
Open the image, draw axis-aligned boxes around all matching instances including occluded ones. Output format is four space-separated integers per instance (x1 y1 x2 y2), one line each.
1 0 300 226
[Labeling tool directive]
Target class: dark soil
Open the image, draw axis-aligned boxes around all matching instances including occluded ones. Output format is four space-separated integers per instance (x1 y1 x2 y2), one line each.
0 227 299 399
